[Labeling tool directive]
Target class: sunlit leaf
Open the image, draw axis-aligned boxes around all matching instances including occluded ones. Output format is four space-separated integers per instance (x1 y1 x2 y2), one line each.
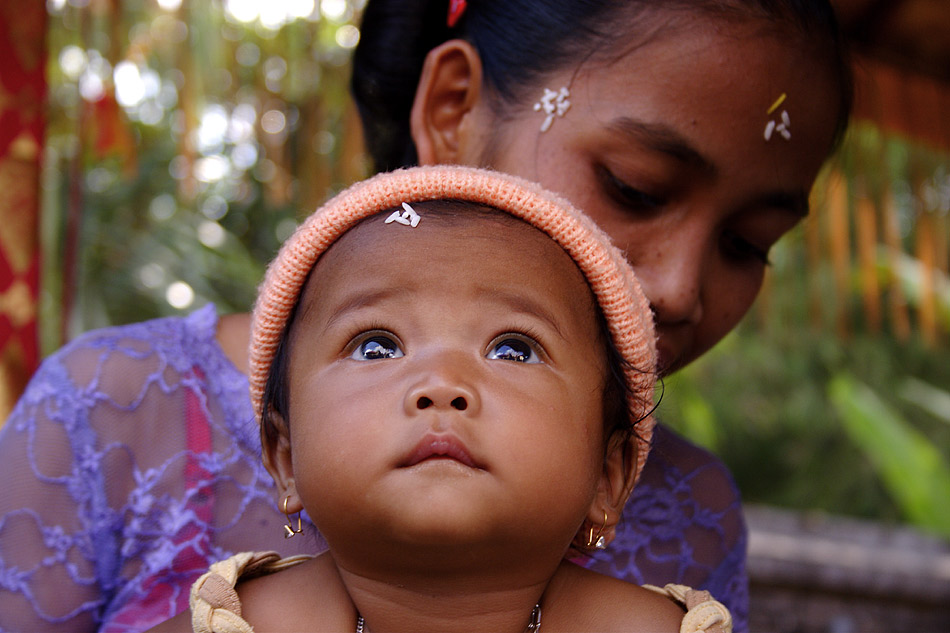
829 374 950 537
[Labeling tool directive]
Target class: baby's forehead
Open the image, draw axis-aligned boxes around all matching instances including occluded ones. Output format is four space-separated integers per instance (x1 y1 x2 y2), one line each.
365 199 531 231
298 199 597 314
326 199 554 254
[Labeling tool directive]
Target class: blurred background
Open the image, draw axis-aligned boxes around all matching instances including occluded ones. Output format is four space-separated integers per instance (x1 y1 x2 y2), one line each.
0 1 948 630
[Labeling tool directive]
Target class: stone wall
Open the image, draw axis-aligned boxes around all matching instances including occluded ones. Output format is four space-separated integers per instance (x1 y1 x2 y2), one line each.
746 505 950 632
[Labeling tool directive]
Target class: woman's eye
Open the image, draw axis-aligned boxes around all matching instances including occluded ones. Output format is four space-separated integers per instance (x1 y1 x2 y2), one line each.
351 336 404 360
721 231 771 266
601 167 664 213
487 338 541 364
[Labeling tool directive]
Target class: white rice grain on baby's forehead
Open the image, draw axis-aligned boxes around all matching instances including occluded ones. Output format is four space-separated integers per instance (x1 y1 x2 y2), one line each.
363 202 570 255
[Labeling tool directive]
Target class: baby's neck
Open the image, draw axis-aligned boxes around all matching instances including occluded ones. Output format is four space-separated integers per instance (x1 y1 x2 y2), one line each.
238 551 685 632
333 553 556 633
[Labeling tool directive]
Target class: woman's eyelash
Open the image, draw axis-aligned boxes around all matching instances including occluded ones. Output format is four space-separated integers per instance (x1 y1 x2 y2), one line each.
722 232 771 266
600 166 665 212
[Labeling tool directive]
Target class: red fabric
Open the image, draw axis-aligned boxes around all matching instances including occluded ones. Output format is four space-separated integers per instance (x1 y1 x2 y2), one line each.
0 3 46 420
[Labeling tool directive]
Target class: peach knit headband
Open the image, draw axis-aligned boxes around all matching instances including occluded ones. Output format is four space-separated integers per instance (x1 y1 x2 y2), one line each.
248 165 658 481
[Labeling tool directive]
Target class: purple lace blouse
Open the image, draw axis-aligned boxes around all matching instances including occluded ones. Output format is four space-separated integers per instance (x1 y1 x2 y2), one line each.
0 305 747 632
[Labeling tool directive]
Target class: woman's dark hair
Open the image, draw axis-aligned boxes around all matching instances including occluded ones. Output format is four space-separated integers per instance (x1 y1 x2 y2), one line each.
351 0 853 173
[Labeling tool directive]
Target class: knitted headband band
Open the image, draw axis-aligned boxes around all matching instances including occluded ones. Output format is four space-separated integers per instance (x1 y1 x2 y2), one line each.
249 165 658 482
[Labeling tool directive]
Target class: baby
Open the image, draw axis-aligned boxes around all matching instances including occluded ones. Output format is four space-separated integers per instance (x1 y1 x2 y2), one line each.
157 166 731 632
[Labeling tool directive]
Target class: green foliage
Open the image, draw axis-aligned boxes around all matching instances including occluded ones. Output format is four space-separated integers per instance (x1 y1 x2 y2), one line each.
42 4 949 532
43 2 363 347
829 374 950 537
660 224 950 530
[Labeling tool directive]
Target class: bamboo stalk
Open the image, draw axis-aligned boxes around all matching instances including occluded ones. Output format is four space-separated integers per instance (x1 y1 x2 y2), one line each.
855 191 881 332
880 185 911 340
826 168 852 339
298 97 330 215
176 2 197 202
934 204 948 278
806 179 826 330
915 210 938 344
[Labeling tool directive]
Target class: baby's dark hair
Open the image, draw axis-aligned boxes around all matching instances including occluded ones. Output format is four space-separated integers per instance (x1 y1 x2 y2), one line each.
260 200 650 455
352 0 853 174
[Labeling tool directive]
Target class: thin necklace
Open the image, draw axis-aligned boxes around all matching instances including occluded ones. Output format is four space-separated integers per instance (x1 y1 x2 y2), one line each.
355 603 542 632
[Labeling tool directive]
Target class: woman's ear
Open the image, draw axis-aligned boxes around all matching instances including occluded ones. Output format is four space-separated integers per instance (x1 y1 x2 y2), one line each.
262 411 302 513
575 434 639 550
410 39 484 165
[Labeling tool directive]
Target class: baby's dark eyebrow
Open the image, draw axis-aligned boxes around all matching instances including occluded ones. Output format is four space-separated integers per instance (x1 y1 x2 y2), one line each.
607 116 716 175
319 288 399 332
476 286 569 342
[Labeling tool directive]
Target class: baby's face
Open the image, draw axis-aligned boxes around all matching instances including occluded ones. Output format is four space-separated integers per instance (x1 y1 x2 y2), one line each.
281 210 610 570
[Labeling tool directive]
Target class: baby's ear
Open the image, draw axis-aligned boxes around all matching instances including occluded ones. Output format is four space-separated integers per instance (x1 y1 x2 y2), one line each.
576 434 638 550
261 410 301 511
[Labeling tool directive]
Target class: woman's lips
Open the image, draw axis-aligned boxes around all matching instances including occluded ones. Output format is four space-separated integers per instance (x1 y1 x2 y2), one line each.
401 433 481 469
655 338 682 376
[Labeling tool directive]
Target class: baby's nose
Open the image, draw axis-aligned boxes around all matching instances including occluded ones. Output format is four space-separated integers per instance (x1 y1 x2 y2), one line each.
416 393 469 411
404 364 480 416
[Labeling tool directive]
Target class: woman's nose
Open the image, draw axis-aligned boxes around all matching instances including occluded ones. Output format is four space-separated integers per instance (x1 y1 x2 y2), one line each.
632 238 705 327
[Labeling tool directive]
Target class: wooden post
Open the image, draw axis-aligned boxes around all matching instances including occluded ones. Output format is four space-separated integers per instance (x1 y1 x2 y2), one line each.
826 169 853 339
855 190 882 332
880 185 911 341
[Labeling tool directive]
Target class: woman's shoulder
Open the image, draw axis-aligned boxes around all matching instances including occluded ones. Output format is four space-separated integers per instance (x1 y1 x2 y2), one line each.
17 304 248 418
648 423 738 483
633 423 744 532
54 304 223 375
7 307 211 424
6 304 256 453
588 424 748 630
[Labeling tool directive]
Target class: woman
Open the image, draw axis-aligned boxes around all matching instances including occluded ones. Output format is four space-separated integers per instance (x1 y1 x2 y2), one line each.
0 1 850 631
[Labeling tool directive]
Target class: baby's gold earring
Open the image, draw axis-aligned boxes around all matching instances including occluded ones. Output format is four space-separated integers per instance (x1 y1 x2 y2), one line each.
586 509 608 550
282 496 302 538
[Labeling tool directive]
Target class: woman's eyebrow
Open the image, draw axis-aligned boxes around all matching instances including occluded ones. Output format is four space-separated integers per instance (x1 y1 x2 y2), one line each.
609 116 809 217
607 116 716 175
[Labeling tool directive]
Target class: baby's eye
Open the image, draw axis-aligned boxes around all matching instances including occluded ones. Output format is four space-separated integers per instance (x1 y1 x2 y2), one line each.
350 335 404 360
487 337 542 364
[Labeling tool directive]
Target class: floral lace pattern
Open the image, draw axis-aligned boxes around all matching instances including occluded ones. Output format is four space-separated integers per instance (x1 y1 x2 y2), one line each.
0 306 747 632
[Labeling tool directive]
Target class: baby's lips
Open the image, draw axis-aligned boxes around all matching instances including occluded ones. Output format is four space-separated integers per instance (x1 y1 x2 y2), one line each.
401 432 482 469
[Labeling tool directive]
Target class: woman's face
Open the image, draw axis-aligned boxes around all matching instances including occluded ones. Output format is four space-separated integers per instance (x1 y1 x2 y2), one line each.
458 20 841 373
